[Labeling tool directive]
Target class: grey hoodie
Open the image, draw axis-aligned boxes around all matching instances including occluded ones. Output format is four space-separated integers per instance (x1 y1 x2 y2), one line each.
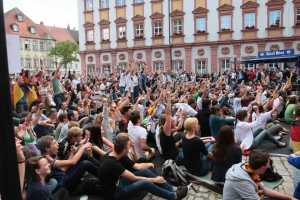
223 163 266 200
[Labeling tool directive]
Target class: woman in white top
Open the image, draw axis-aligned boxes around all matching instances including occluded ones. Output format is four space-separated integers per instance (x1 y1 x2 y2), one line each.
235 105 286 151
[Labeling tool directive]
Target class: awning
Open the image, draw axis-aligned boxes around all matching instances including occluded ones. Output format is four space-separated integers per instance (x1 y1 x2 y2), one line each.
239 54 300 64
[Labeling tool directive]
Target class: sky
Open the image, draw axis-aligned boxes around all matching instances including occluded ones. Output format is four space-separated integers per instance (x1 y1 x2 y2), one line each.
3 0 79 29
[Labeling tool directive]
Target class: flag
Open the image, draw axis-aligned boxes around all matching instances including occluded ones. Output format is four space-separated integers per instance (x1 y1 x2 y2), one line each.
263 74 269 81
35 71 43 82
20 69 31 84
146 105 155 116
26 85 37 107
142 61 148 68
291 119 300 152
12 83 24 110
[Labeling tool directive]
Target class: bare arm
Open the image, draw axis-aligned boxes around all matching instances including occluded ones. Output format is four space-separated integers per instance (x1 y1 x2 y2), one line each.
163 91 172 136
53 60 63 80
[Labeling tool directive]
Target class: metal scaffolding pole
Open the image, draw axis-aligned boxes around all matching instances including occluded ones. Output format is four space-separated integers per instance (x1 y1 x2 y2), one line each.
0 0 23 199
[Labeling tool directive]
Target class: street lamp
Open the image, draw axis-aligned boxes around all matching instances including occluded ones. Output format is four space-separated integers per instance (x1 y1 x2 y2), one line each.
230 54 238 71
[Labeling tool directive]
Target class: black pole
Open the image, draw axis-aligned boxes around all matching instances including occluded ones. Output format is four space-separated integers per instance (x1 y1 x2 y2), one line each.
0 1 23 200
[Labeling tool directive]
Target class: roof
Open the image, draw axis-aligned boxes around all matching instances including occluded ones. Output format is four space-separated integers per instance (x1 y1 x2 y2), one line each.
38 24 76 43
4 7 51 40
239 54 300 64
68 29 79 44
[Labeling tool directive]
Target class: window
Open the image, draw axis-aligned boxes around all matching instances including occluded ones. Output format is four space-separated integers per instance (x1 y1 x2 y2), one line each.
34 58 38 68
297 8 300 22
196 18 205 32
173 20 182 34
86 0 93 11
17 15 23 22
49 59 53 68
244 13 255 28
135 24 143 37
117 0 125 6
102 28 109 41
24 41 29 50
135 0 143 3
26 58 31 68
154 62 163 72
269 10 280 27
136 63 144 73
174 61 183 73
245 63 254 71
221 60 230 72
21 58 23 67
103 65 111 74
40 42 44 50
154 22 162 36
96 67 101 74
197 61 206 73
268 63 279 71
118 26 126 39
88 65 94 74
75 63 78 69
119 64 126 73
221 15 231 30
87 30 94 42
48 42 52 50
33 41 37 50
101 0 108 8
30 27 36 34
12 24 18 32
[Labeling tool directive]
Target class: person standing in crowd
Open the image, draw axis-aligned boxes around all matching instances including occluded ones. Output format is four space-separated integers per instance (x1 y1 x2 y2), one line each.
52 60 65 110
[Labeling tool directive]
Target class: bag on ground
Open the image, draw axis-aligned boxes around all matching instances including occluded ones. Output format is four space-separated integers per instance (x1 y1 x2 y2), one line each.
162 159 189 186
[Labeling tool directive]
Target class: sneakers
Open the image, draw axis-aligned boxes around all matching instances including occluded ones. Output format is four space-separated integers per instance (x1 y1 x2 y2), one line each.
176 186 188 200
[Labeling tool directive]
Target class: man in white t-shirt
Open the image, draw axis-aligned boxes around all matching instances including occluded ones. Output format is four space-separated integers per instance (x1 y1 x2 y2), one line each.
128 111 155 161
100 78 109 97
71 74 81 87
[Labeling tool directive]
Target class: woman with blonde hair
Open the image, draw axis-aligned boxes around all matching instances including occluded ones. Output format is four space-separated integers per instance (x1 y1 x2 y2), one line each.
182 117 214 176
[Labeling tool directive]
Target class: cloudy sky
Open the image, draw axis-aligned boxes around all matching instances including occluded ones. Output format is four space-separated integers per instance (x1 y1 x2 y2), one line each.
3 0 79 29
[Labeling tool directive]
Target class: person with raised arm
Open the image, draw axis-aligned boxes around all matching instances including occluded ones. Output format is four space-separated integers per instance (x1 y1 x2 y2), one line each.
52 60 65 110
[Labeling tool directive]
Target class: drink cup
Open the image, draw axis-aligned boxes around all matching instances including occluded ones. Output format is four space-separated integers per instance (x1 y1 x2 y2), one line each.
86 148 93 157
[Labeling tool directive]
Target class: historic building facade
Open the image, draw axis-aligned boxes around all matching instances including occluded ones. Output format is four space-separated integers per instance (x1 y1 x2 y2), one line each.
78 0 300 75
5 7 81 74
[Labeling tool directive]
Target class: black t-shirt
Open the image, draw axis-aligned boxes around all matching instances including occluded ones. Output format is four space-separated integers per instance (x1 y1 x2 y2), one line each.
57 137 71 159
99 153 135 171
160 131 179 160
196 108 211 137
98 154 126 199
182 136 208 173
26 180 52 200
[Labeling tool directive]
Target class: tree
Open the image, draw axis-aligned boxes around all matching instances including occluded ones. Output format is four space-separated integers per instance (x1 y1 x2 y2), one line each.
48 40 79 68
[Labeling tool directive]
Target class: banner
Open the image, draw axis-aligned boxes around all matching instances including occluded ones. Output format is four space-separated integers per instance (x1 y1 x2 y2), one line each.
6 34 21 73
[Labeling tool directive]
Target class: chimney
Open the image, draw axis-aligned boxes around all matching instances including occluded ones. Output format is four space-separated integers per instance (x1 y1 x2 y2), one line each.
40 21 44 25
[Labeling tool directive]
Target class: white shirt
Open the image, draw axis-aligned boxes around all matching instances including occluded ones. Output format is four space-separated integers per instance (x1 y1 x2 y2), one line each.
128 121 148 158
100 83 108 95
234 116 262 149
233 97 242 115
252 112 271 130
125 74 134 92
58 122 69 142
57 109 67 117
119 73 126 87
155 126 162 154
197 97 203 110
175 103 197 117
71 78 81 87
147 116 157 134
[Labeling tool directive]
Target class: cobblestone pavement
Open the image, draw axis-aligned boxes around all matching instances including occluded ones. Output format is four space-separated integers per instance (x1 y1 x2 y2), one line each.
143 156 295 200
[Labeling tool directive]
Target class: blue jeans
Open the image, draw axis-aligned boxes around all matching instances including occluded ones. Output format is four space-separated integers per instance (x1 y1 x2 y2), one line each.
252 127 279 149
46 178 58 193
175 148 184 166
54 93 65 111
133 86 139 101
114 168 175 200
111 93 118 100
119 86 125 95
62 152 99 193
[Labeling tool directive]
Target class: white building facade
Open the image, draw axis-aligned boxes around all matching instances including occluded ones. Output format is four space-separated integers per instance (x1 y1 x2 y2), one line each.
78 0 300 75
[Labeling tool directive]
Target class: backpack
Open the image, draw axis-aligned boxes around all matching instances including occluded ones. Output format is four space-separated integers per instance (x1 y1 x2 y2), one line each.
82 178 102 195
162 159 190 186
259 159 282 182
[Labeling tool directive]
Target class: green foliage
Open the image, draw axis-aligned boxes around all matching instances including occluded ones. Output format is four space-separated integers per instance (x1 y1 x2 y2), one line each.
48 40 79 68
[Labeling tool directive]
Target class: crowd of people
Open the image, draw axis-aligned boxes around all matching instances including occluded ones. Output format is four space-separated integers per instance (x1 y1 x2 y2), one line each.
9 58 300 200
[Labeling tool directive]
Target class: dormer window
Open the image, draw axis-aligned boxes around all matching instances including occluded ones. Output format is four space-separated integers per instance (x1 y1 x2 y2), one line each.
12 24 19 32
17 14 23 22
30 27 36 34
